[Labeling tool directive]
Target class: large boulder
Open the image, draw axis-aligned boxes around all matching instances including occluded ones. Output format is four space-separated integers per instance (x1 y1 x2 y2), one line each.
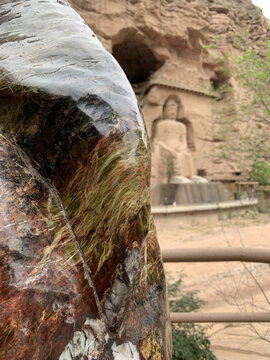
0 1 171 359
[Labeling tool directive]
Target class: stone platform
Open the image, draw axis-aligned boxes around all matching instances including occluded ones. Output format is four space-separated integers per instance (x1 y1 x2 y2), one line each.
152 199 258 230
151 182 229 206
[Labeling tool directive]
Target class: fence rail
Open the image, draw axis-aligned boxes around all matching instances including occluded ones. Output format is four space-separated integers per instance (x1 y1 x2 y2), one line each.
162 247 270 264
162 247 270 323
170 312 270 323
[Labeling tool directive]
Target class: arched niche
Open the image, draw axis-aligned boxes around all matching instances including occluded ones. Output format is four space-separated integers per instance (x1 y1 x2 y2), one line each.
112 31 164 86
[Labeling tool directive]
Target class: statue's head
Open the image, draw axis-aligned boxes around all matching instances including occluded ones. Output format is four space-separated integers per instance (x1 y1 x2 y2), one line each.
163 97 179 120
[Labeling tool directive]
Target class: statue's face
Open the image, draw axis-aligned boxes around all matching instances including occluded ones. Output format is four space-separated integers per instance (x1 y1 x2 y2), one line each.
164 99 178 119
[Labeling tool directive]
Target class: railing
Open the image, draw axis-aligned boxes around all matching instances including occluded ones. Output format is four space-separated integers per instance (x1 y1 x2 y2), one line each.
170 312 270 323
162 247 270 264
162 247 270 323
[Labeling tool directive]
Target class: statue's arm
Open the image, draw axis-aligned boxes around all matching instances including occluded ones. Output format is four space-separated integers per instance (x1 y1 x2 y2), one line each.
158 141 178 157
176 133 188 152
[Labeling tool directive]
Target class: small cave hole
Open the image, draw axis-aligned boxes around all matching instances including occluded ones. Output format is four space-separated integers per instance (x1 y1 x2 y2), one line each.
210 77 222 90
197 169 207 177
210 68 231 90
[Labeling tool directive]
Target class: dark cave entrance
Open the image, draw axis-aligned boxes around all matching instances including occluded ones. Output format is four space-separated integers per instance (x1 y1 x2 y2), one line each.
112 37 164 96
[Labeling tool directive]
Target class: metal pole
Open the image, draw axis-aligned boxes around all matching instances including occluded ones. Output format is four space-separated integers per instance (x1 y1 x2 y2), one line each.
162 248 270 264
170 312 270 323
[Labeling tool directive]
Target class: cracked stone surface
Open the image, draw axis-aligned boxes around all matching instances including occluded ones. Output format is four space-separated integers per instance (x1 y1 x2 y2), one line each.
0 1 171 359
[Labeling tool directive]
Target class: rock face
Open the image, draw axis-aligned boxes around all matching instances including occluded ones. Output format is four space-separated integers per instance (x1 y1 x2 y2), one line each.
0 1 171 359
70 0 270 183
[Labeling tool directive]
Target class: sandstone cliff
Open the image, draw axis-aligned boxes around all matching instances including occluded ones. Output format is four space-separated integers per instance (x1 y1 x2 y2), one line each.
70 0 270 183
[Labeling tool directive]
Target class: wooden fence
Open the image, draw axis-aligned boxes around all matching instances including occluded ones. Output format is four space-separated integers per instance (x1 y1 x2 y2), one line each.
162 248 270 323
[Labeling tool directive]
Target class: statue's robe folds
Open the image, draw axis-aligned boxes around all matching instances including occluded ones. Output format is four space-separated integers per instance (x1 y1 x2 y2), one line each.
0 1 171 359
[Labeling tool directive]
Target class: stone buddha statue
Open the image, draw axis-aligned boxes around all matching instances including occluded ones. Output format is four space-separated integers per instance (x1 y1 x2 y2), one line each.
152 97 196 183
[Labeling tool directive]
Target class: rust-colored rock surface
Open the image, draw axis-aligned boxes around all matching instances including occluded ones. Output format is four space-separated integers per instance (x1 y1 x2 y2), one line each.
70 0 270 182
0 0 171 359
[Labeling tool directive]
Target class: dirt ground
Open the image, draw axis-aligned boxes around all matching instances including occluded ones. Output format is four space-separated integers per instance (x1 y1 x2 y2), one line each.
157 213 270 360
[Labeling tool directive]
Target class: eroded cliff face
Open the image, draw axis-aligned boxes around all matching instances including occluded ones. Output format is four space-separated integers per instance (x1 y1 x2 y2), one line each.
70 0 269 182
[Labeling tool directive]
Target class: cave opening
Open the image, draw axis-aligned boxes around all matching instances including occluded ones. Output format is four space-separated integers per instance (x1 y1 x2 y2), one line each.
112 37 164 93
210 69 231 92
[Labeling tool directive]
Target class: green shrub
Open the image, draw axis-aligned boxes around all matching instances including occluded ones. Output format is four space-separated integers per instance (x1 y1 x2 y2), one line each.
164 154 179 184
249 161 270 185
168 277 217 360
